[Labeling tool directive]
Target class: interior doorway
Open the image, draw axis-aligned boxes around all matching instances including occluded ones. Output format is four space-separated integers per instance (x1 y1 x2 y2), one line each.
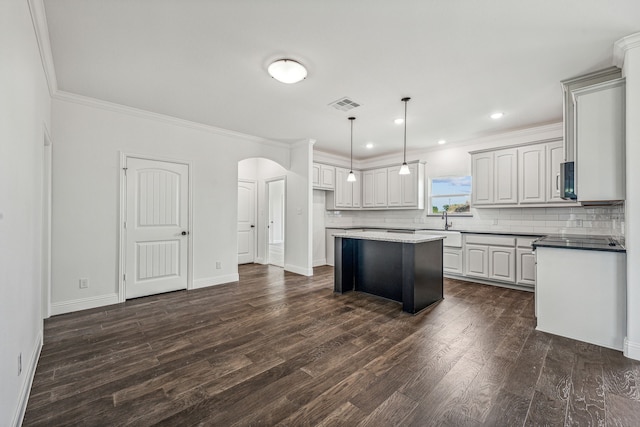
237 180 257 264
267 178 286 267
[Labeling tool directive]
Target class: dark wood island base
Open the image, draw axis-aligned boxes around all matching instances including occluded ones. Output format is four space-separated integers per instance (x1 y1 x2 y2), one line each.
334 232 444 314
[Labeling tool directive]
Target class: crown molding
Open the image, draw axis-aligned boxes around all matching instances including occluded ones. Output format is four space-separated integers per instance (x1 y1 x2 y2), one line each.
614 32 640 68
53 90 291 150
28 0 57 96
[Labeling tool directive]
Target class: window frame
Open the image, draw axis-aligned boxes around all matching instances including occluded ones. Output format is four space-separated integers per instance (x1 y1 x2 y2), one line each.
427 175 473 217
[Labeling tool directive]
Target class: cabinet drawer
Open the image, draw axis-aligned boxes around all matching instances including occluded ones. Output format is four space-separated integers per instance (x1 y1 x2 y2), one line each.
465 235 515 247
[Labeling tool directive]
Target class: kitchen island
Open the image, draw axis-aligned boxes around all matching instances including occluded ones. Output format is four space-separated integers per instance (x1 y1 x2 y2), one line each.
334 231 444 314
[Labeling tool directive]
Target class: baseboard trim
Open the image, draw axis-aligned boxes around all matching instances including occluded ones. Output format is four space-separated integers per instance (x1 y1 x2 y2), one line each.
624 338 640 360
51 293 120 316
313 258 327 267
12 329 43 427
192 274 239 289
285 264 313 277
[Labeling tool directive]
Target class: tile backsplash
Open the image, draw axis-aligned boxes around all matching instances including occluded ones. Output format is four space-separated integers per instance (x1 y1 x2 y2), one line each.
325 204 625 240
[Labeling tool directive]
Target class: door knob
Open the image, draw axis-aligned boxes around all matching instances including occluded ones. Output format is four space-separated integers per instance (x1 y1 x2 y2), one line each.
181 231 189 236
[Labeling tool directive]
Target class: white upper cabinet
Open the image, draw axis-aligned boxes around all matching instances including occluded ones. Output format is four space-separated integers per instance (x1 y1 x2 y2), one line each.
374 168 389 207
351 170 361 208
494 149 518 204
573 78 625 203
387 166 402 207
401 163 421 206
546 140 565 202
518 144 545 204
312 163 335 190
326 167 360 209
471 152 494 205
362 170 375 207
471 139 575 208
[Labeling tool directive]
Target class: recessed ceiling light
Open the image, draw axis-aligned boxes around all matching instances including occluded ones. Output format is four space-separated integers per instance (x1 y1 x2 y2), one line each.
490 112 504 119
366 143 374 149
267 59 307 84
438 140 447 145
394 118 404 125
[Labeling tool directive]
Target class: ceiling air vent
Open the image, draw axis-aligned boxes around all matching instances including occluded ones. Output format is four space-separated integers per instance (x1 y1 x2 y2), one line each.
329 97 361 111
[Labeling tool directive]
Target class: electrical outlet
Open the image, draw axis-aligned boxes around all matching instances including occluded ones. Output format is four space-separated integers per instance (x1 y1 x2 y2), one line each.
18 353 22 376
216 261 222 269
79 277 89 289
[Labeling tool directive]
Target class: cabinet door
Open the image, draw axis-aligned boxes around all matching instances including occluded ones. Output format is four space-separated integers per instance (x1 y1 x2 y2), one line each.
312 163 321 188
387 166 402 206
494 148 518 204
443 248 463 274
401 163 419 206
519 145 546 204
362 170 375 207
489 247 516 283
517 248 536 287
546 141 564 202
574 80 625 202
471 153 493 205
334 168 351 208
351 171 361 208
374 168 388 207
320 165 335 190
464 244 489 278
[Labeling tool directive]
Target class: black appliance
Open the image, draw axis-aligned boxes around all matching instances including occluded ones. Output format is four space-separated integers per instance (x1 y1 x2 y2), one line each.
560 161 577 200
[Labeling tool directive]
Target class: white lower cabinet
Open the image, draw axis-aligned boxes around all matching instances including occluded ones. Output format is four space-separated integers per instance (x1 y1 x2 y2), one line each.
464 244 489 278
443 248 463 275
488 247 515 282
516 237 536 288
462 234 533 288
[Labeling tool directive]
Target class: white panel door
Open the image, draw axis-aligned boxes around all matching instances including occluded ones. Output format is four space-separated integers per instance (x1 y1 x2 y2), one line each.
471 153 493 205
237 181 256 264
374 168 388 207
387 166 402 206
519 145 546 203
125 158 189 299
494 149 518 204
362 170 375 207
489 247 516 283
464 244 488 278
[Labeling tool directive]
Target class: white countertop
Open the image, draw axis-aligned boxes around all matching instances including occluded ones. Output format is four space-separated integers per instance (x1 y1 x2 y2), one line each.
337 231 445 244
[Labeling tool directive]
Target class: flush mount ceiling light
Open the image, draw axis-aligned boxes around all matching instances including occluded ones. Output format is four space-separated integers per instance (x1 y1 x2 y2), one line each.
394 118 404 125
490 112 504 119
347 117 357 182
267 59 307 84
438 139 447 145
399 97 411 175
366 142 374 149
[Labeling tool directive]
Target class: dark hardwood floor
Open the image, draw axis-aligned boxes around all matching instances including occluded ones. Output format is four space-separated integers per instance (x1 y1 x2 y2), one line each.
24 264 640 426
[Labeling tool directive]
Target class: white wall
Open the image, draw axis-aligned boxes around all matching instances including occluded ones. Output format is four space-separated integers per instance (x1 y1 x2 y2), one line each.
617 32 640 360
0 1 51 424
50 97 306 313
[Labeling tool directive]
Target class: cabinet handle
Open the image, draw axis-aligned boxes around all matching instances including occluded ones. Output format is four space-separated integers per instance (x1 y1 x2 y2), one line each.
556 173 560 192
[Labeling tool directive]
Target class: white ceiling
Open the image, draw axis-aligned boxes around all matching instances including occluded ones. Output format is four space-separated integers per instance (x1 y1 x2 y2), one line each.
43 0 640 159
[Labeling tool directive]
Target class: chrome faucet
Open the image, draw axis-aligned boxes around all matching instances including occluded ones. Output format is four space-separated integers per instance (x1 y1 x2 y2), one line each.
442 211 452 231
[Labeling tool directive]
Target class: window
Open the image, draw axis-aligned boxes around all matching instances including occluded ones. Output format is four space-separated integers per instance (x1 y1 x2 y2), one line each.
429 176 472 215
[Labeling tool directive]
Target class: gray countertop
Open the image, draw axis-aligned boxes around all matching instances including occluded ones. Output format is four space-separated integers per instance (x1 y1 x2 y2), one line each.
338 231 445 244
532 234 626 253
326 225 543 237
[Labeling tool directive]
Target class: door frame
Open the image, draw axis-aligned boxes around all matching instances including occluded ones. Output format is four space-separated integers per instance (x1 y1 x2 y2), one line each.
265 176 287 266
237 179 258 264
118 152 193 303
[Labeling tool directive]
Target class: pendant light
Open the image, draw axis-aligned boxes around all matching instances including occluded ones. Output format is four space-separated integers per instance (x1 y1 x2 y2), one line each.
399 97 411 175
347 117 357 182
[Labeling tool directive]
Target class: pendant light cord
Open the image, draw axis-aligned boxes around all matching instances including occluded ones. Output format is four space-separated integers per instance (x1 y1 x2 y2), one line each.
402 97 410 164
349 117 355 171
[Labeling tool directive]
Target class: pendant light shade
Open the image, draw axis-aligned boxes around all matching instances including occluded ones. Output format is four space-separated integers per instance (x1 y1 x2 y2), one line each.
399 97 411 175
347 117 357 182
